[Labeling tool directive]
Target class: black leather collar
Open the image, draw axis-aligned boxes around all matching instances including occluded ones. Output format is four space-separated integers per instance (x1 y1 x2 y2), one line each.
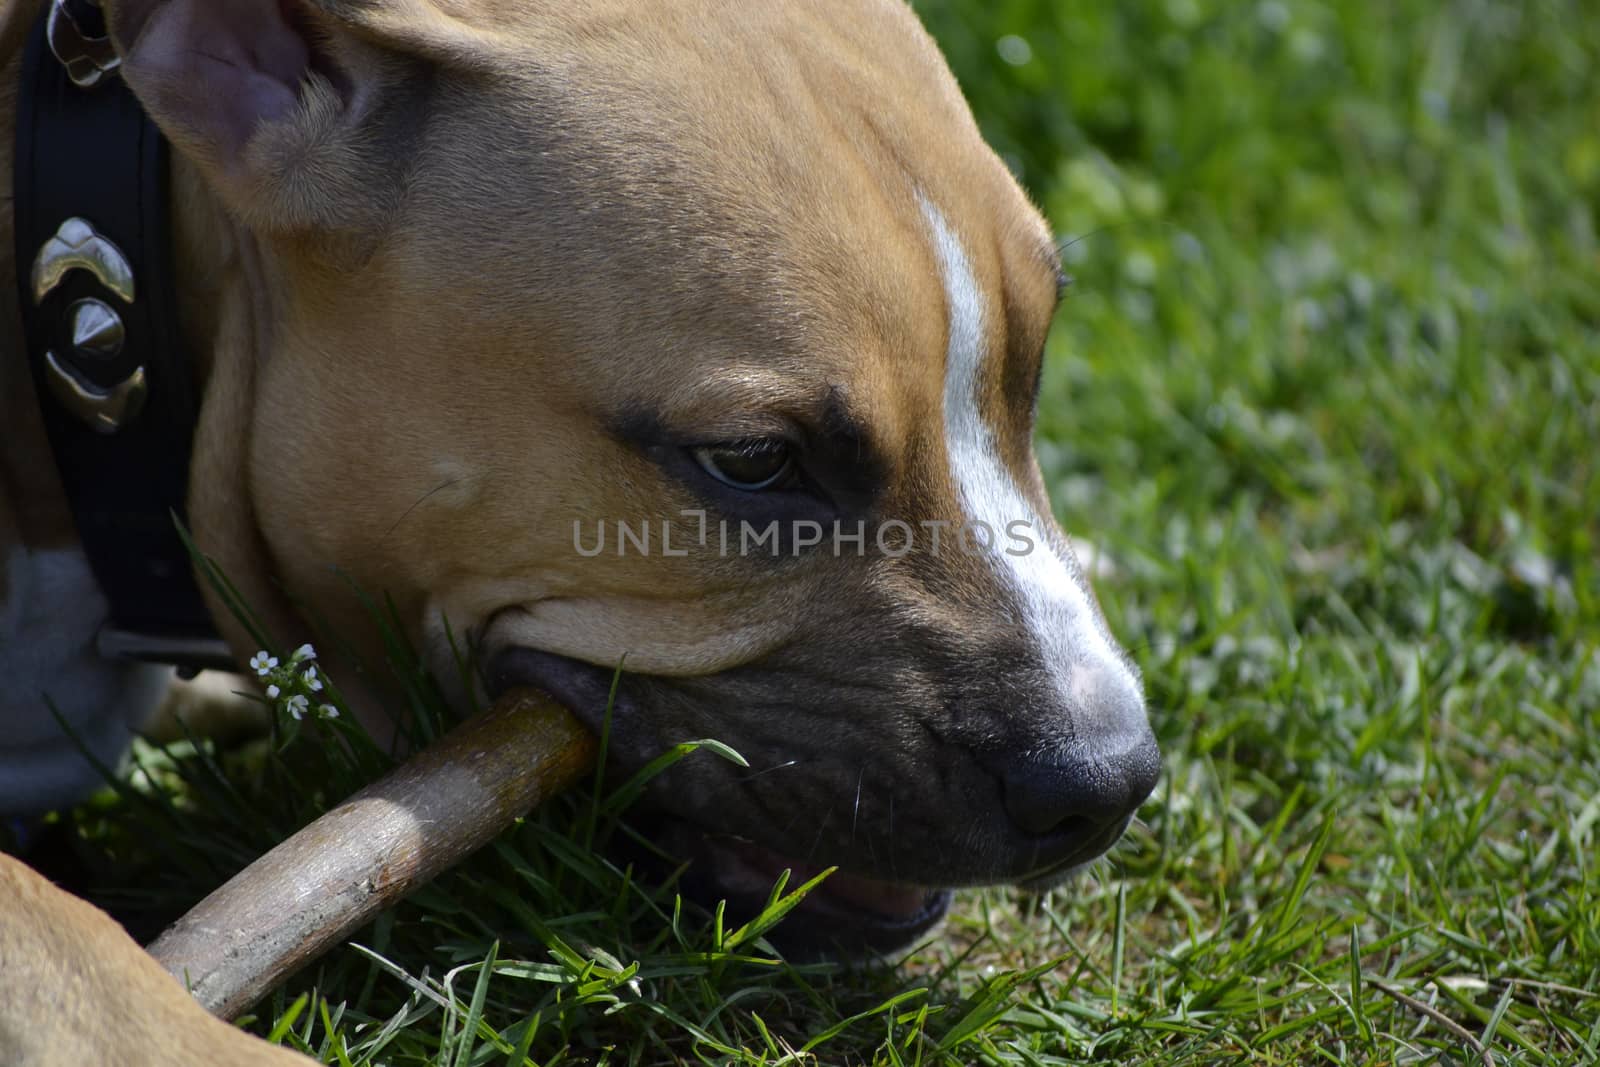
13 0 232 674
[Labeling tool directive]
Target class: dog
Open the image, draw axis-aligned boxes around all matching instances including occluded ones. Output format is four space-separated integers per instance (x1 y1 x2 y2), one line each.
1 0 1159 1059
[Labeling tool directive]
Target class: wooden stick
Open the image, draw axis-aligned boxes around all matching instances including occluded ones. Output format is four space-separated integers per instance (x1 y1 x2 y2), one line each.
146 689 597 1021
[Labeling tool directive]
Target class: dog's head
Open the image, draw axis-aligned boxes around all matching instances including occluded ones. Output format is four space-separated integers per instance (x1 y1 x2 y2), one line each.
109 0 1158 954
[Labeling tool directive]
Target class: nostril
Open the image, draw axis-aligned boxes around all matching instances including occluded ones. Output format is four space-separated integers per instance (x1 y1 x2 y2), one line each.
1000 762 1116 837
996 734 1161 838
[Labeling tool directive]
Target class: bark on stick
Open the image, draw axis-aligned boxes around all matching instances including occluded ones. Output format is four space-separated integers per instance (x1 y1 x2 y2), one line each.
146 689 596 1020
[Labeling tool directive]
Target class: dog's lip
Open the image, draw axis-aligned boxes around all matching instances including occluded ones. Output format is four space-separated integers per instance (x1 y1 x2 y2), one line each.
699 832 946 925
486 644 598 707
1013 815 1134 889
485 646 952 954
675 826 954 957
485 645 631 731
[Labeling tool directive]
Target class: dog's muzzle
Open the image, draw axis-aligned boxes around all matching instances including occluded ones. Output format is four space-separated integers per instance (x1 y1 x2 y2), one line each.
484 645 1156 959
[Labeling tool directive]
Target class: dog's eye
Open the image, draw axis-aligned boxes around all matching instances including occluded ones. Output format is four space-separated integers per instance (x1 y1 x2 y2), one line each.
691 439 796 491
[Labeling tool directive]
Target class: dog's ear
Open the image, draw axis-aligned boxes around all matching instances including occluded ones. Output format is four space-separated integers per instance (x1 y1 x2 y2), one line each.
103 0 450 233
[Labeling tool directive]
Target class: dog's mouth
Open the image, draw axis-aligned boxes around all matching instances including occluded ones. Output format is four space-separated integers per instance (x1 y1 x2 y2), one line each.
485 646 951 958
631 814 954 958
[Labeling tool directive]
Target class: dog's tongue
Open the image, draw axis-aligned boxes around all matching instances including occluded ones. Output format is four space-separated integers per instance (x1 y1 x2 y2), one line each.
809 869 932 917
711 837 932 919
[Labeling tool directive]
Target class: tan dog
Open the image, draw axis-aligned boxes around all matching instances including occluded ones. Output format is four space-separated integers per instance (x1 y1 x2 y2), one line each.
2 0 1159 1059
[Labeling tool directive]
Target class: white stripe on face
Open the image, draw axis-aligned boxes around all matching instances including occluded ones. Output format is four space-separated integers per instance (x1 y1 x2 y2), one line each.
920 196 1145 740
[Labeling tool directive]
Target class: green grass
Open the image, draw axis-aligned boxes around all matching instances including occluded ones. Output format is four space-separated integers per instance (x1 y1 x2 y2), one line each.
26 1 1600 1063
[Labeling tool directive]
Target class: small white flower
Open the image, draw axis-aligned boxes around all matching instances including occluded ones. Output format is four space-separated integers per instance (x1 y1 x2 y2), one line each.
285 695 310 720
292 643 316 662
265 684 280 699
249 651 279 676
304 667 324 692
319 704 339 719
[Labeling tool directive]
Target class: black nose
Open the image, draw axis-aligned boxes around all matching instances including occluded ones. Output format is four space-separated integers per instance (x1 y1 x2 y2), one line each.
996 731 1161 838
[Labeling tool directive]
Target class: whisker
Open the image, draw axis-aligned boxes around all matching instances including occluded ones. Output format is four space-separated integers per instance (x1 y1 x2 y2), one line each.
803 807 833 866
385 478 462 539
703 758 804 802
850 764 866 848
736 759 800 785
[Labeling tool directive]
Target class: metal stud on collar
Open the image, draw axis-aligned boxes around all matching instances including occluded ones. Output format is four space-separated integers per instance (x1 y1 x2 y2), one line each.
42 352 147 433
66 297 126 358
45 0 120 89
31 216 145 433
30 216 135 304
